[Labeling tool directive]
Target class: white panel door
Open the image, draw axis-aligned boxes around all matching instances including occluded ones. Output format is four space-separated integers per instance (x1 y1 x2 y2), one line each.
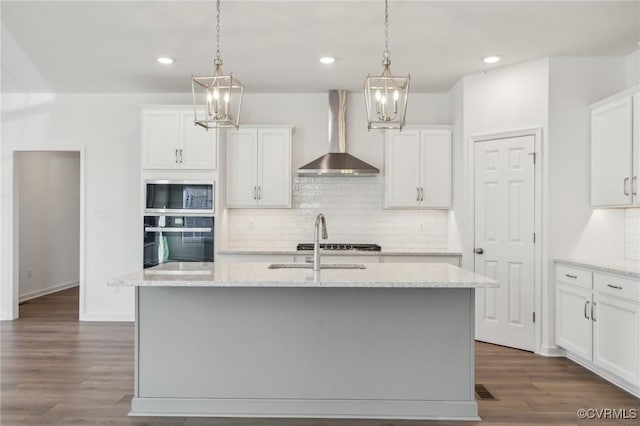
179 110 217 170
142 110 180 169
593 293 640 384
556 284 593 361
474 135 535 351
257 128 291 207
591 96 633 206
384 130 421 207
420 130 452 208
226 129 258 207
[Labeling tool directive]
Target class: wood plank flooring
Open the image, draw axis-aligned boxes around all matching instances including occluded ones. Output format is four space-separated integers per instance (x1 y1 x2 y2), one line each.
2 287 639 425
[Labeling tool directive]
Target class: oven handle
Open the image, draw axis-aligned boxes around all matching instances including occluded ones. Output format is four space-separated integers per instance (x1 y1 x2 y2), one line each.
145 227 212 233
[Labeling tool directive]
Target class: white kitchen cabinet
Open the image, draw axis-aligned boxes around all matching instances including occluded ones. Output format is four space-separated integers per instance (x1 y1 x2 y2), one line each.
141 108 217 170
590 88 639 207
593 292 640 385
555 263 640 396
226 127 292 208
385 127 452 209
293 254 380 264
556 283 593 361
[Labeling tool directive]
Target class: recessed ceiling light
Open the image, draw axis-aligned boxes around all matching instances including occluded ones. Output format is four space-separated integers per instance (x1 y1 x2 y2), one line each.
320 57 335 64
483 56 501 64
157 57 174 65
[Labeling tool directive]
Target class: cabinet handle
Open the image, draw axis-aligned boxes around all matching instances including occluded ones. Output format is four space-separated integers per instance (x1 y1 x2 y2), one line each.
584 300 590 320
633 176 638 196
606 284 623 290
257 186 261 200
565 274 577 279
591 302 597 322
179 149 183 163
253 186 257 200
420 187 424 202
175 149 179 164
624 177 630 196
416 187 420 202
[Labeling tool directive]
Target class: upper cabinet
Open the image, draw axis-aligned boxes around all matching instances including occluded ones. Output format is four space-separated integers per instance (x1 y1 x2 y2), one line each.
226 127 293 208
591 88 640 207
142 108 217 170
384 127 452 209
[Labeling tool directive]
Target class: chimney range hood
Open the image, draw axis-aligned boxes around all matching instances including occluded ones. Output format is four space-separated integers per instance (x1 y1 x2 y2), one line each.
297 90 380 177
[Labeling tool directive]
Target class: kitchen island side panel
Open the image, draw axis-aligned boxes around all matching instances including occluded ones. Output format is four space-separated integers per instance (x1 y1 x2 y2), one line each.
134 286 476 418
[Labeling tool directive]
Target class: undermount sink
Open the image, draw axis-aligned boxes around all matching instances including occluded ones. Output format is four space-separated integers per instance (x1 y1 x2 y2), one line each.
268 263 366 270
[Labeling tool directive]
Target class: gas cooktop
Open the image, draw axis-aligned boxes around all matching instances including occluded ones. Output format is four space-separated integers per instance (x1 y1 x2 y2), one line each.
296 243 382 252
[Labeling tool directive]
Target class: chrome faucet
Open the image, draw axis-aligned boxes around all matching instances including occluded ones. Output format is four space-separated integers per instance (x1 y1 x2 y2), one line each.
313 213 328 271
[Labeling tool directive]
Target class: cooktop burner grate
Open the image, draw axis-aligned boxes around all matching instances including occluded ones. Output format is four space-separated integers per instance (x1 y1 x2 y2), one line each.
296 243 382 252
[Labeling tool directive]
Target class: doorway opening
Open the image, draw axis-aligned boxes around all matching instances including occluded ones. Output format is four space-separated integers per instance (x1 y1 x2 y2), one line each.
15 151 81 319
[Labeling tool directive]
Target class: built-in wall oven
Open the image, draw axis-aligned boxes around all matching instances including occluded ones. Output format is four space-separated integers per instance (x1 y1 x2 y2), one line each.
144 181 215 269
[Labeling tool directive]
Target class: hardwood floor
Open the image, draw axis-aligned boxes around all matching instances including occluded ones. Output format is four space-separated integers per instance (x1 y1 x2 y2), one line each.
2 287 639 425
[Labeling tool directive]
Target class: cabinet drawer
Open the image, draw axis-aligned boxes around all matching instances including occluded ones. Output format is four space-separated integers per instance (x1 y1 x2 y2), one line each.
556 265 593 289
594 272 640 302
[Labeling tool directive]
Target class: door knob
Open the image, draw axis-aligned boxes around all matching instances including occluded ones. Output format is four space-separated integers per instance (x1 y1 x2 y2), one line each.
474 248 484 254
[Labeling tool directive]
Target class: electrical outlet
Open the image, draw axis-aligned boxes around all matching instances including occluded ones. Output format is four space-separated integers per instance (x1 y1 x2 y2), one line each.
419 223 426 232
26 269 32 278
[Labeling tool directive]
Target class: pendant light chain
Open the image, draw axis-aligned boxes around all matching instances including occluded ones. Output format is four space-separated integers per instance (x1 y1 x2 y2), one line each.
383 0 390 59
215 0 221 61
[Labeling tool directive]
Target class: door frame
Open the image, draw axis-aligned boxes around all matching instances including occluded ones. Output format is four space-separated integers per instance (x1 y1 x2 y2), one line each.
6 147 86 320
469 128 543 354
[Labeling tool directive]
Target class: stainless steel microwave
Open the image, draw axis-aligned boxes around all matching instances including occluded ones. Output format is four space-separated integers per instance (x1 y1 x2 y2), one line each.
144 180 214 215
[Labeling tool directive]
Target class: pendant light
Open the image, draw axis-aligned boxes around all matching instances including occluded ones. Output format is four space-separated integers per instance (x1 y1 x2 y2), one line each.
364 0 410 131
191 0 244 129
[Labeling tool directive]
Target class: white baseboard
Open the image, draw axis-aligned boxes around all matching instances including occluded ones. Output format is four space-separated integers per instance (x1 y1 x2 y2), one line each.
80 312 134 322
19 280 79 303
567 353 640 399
537 345 566 357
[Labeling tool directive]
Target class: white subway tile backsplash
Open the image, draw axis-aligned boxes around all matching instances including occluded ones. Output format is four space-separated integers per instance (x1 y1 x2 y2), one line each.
626 208 640 261
227 177 449 249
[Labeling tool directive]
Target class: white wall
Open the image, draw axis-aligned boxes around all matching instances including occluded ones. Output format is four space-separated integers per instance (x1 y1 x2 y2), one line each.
1 92 192 320
548 57 627 262
17 151 80 300
626 49 640 87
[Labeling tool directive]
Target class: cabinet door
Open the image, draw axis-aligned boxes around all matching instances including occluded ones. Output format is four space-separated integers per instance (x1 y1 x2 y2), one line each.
142 110 180 169
384 130 421 208
226 129 258 207
256 128 291 207
633 93 640 206
556 284 592 361
593 293 640 385
591 96 633 206
420 130 452 208
179 110 217 170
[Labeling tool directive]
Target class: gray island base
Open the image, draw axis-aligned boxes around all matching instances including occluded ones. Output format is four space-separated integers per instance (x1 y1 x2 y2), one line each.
110 262 498 421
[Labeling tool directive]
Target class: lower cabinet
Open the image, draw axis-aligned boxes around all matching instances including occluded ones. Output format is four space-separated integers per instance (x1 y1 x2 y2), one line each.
555 264 640 396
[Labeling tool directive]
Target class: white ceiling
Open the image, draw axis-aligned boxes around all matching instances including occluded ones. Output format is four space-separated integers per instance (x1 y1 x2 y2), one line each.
2 1 639 94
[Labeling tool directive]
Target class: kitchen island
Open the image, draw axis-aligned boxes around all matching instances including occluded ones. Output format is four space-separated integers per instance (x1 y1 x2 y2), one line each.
109 261 497 420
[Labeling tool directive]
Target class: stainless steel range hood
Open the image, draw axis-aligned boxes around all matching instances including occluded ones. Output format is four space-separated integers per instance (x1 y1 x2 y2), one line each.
297 90 380 177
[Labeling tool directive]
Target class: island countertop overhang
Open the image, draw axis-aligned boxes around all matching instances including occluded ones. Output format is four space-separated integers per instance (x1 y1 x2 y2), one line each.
108 261 498 289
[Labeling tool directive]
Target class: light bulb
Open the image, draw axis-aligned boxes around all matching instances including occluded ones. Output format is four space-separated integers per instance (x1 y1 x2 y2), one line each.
206 89 213 103
213 88 220 100
380 96 387 105
375 90 381 101
393 90 400 101
224 92 230 103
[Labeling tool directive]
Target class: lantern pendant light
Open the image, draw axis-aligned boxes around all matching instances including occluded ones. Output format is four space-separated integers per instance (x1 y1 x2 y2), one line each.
191 0 244 129
364 0 410 131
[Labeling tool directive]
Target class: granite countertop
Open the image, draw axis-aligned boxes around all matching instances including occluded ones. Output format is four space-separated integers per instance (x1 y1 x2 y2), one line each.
108 261 497 289
554 258 640 279
217 248 463 257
